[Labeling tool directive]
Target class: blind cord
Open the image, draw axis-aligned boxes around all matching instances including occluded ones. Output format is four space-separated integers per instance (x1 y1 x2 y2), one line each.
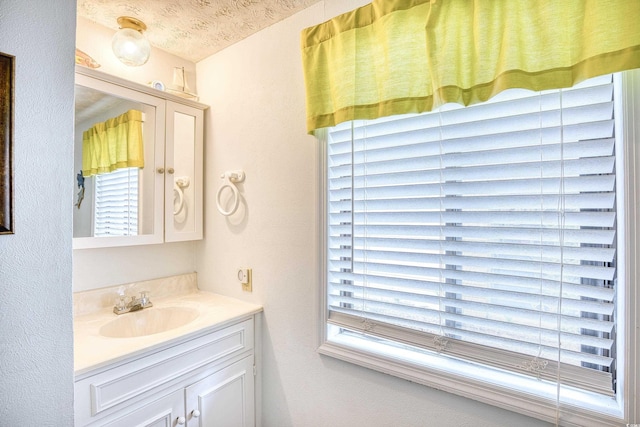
437 108 446 341
555 88 566 427
537 90 545 364
362 123 370 331
350 121 355 275
349 121 363 329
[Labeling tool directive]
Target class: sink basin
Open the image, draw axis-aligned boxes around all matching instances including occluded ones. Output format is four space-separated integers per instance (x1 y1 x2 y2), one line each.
99 307 199 338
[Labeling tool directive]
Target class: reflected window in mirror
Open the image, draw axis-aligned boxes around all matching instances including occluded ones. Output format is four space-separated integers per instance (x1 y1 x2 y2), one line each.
80 108 144 237
94 167 139 236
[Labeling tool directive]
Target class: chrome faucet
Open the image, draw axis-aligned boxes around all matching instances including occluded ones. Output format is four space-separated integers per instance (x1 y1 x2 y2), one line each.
113 291 153 315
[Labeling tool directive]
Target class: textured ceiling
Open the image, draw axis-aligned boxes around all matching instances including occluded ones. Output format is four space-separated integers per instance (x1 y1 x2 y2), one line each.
77 0 322 63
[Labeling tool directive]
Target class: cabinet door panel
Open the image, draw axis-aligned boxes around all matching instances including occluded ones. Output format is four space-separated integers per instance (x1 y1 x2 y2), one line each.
101 389 183 427
165 102 203 242
186 356 254 427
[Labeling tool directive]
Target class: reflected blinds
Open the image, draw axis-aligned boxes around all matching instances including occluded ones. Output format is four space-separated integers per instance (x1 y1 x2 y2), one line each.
94 167 139 237
326 74 618 395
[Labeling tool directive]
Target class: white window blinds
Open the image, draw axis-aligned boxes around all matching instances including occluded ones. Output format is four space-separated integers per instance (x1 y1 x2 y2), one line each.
94 167 139 236
326 74 618 396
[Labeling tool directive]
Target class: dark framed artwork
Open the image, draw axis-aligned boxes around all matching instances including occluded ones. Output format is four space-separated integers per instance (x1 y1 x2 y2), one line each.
0 52 14 234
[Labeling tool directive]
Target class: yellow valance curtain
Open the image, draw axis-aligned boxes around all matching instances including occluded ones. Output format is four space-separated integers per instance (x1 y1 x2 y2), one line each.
82 109 144 177
301 0 640 134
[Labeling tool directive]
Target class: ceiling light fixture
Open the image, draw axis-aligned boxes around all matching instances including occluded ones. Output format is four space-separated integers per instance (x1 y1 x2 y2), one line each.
112 16 151 67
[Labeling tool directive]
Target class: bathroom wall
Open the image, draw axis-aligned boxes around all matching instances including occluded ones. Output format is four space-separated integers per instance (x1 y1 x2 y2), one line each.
195 2 550 426
0 1 75 424
73 18 200 292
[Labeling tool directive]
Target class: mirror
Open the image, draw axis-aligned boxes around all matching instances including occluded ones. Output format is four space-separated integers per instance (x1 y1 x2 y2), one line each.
73 71 165 248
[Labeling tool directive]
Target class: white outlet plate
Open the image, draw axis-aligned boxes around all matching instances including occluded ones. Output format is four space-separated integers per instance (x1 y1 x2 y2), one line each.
237 268 252 291
237 268 249 284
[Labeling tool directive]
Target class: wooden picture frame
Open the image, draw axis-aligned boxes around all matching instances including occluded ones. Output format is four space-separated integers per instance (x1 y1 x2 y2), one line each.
0 52 14 234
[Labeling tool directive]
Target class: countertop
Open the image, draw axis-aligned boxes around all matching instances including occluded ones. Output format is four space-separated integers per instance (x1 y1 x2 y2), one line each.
74 290 262 376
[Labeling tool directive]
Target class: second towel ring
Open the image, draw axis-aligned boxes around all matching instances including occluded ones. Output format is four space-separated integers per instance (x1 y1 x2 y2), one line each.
173 176 191 216
216 170 245 216
173 183 184 215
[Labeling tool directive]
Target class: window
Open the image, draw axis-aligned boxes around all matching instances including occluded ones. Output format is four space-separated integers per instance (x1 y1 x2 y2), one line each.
94 167 139 236
320 72 639 425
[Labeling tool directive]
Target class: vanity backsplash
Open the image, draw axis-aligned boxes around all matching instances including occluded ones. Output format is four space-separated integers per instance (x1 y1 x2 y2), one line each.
73 272 198 317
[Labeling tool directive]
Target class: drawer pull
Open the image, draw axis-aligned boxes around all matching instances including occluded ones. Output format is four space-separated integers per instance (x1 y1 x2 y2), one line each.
177 416 186 425
192 409 201 418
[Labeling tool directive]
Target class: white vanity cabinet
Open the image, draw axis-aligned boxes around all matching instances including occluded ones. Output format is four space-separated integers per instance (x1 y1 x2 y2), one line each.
74 317 257 427
73 66 206 249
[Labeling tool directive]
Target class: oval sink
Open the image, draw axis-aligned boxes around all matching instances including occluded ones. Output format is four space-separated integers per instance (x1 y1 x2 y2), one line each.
99 307 199 338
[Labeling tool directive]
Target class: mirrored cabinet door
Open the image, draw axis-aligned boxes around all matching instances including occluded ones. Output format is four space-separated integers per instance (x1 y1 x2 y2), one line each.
73 72 165 249
165 102 204 242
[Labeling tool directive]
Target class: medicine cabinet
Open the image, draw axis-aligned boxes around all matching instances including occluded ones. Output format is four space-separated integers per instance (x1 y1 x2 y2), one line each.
73 66 206 249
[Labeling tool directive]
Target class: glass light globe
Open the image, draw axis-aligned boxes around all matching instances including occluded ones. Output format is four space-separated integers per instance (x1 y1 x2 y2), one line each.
112 28 151 67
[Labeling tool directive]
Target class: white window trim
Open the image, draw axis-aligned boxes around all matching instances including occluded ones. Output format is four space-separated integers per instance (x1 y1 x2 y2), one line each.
316 70 640 426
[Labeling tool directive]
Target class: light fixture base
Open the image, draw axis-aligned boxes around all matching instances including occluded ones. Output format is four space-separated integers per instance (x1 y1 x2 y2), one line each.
117 16 147 33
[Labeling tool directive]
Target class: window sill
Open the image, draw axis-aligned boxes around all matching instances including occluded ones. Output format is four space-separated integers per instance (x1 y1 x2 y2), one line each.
319 332 626 427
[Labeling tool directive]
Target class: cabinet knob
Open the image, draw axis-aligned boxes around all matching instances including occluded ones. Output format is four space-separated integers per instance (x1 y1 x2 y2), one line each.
167 167 175 174
176 416 186 425
192 409 201 418
157 167 165 174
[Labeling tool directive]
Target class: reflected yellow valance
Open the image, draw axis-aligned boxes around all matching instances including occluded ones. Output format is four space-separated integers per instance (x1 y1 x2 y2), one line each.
82 109 144 177
301 0 640 134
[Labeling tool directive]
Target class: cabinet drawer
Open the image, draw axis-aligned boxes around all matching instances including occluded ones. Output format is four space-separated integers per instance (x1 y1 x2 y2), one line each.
75 318 253 426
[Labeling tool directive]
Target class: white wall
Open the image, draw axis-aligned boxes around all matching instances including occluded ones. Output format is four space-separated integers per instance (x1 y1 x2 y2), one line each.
73 243 197 291
73 18 200 292
0 1 75 424
195 2 551 426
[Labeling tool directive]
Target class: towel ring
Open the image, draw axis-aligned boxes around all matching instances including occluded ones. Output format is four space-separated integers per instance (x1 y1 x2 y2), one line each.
173 183 185 215
216 170 245 216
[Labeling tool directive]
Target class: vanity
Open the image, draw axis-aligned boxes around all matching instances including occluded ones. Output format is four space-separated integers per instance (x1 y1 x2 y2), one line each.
74 274 262 426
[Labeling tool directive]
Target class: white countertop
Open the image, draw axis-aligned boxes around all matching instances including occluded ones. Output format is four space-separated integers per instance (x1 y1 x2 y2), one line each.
74 290 262 376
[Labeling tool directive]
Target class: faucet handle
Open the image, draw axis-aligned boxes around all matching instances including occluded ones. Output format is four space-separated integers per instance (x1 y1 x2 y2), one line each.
113 295 129 314
139 291 152 307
